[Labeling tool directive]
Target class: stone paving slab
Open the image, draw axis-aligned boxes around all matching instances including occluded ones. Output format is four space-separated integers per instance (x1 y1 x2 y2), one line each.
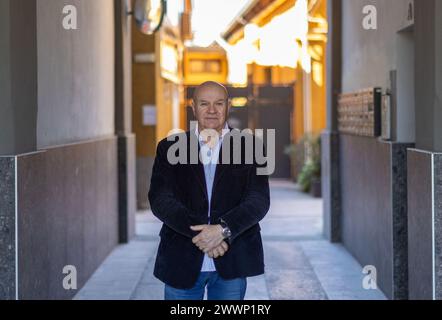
244 275 270 300
299 240 386 300
265 269 328 300
74 240 156 300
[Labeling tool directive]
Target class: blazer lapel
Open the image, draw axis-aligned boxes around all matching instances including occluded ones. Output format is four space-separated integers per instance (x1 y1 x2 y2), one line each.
212 127 234 191
187 131 208 199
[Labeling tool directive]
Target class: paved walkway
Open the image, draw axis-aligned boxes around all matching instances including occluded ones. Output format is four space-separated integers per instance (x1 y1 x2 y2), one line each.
75 180 386 300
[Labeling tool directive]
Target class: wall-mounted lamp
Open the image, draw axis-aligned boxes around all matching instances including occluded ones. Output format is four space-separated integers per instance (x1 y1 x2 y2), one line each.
127 0 167 35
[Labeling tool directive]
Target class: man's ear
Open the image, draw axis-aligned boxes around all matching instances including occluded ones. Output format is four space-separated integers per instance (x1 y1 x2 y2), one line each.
227 99 232 113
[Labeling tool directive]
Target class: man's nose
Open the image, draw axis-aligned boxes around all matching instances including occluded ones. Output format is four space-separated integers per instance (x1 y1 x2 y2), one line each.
207 104 217 113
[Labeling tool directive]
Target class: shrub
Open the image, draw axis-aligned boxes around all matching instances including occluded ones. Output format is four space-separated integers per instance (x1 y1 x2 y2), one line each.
285 133 321 193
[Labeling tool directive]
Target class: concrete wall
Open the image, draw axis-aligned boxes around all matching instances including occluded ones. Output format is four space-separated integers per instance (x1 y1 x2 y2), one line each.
341 0 442 149
339 136 392 298
406 1 442 300
115 0 136 242
414 0 442 152
339 135 411 299
341 0 412 92
0 0 38 155
36 0 115 148
0 1 13 154
0 0 129 299
325 0 442 299
407 150 434 299
17 138 119 300
436 1 442 152
0 137 119 300
1 0 116 152
338 0 418 299
398 0 442 300
342 0 415 143
407 149 442 300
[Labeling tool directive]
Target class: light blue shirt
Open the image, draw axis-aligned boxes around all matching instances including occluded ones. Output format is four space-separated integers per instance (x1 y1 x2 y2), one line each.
196 123 229 272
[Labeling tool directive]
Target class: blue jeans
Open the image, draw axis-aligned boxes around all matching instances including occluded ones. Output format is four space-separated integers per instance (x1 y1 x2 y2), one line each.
164 272 247 300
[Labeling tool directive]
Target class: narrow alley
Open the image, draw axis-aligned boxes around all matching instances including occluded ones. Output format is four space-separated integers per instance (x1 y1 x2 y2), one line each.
75 180 386 300
2 0 442 302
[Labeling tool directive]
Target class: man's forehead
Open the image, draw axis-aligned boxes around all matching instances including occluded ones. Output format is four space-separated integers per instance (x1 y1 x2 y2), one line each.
194 82 228 100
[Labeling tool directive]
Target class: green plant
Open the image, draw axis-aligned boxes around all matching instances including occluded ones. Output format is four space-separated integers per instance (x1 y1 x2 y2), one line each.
285 133 321 193
298 159 321 192
285 135 308 181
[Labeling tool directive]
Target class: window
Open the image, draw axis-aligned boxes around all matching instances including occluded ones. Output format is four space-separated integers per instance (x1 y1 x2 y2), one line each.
189 59 222 74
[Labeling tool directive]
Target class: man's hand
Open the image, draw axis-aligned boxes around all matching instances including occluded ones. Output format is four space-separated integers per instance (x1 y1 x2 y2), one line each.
190 224 225 253
208 241 229 258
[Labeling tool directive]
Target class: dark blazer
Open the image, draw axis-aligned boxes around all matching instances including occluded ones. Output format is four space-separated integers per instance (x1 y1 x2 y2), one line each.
148 128 270 289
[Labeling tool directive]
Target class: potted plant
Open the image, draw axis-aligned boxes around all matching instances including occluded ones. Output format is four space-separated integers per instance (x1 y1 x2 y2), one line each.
286 133 321 197
308 134 322 198
284 135 309 182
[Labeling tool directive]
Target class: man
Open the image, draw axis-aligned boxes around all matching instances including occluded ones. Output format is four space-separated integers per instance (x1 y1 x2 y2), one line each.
148 81 270 300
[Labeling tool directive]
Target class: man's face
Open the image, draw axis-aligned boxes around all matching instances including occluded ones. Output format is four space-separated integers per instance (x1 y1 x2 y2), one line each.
192 85 230 132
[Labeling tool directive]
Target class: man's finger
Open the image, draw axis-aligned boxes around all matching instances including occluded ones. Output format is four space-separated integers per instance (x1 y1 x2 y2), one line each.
201 242 216 253
190 225 207 231
192 234 203 244
221 241 228 251
194 238 207 248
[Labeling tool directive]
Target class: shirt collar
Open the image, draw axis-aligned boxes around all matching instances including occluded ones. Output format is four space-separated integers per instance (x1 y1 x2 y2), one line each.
195 122 230 144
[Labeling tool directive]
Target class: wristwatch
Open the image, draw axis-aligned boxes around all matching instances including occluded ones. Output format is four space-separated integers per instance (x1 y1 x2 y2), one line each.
219 219 232 239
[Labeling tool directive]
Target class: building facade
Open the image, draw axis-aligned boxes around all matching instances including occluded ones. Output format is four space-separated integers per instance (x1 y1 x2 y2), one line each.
222 0 328 179
131 0 191 209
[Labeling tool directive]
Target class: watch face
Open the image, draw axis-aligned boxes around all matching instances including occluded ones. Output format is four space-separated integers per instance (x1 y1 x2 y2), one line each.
134 0 165 35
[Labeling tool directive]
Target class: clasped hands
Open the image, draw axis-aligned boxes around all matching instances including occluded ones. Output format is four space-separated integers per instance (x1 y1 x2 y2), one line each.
190 224 228 258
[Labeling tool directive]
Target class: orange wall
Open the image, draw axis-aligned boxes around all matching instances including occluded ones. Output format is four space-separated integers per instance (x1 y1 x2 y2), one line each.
132 21 157 158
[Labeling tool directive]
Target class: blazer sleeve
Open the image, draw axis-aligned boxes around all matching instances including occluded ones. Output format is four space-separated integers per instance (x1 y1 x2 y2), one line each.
216 137 270 243
148 140 198 239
